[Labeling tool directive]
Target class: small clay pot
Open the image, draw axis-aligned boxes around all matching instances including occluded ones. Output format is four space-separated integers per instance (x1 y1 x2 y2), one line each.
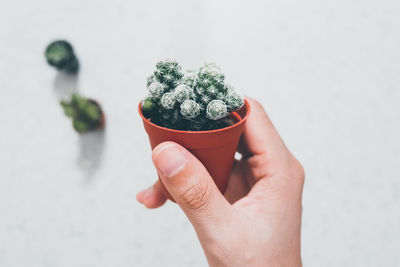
139 100 250 201
88 99 106 130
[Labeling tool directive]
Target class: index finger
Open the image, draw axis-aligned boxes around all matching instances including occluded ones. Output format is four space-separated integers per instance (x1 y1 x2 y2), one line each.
239 97 288 161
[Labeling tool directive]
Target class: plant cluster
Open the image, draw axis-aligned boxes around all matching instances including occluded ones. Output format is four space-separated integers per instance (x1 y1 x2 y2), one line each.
60 93 103 133
45 40 80 73
142 60 244 131
45 40 104 133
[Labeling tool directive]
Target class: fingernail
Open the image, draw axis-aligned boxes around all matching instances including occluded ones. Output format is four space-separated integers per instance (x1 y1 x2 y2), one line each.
155 145 188 178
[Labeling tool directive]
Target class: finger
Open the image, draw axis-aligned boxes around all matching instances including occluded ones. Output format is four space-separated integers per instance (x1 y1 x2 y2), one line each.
240 97 288 160
223 160 250 204
236 97 294 183
240 98 305 199
136 180 167 209
152 142 234 233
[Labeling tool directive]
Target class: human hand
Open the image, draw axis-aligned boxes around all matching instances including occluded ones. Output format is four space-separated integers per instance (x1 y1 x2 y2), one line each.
137 98 305 267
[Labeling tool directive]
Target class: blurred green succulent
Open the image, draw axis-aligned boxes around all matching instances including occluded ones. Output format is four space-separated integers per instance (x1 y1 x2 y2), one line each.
45 40 79 73
141 60 244 131
61 93 104 133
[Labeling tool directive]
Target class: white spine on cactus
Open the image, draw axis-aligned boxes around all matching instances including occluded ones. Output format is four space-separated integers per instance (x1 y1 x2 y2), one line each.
207 85 218 95
216 92 225 101
148 81 165 98
206 100 228 120
164 73 174 83
174 84 192 103
200 94 211 105
160 92 177 109
182 71 197 88
225 89 244 110
196 86 206 95
180 99 201 119
166 62 177 71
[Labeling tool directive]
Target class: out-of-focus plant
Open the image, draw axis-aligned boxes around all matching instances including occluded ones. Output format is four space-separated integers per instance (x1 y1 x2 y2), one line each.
60 93 104 133
45 40 79 73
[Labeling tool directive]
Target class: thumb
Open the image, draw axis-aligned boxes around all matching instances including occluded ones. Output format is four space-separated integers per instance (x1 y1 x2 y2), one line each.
152 141 233 231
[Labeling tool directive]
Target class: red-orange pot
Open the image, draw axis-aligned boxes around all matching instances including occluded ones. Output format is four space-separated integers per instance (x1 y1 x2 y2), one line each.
88 99 106 130
138 100 250 200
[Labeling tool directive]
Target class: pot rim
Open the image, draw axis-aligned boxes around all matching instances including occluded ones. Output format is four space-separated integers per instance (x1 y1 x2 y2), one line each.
138 99 250 134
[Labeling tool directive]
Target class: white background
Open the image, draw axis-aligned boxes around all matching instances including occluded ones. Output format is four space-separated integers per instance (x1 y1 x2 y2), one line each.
1 0 399 266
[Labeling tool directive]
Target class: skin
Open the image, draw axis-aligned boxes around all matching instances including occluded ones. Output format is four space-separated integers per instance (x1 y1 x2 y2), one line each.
137 98 305 267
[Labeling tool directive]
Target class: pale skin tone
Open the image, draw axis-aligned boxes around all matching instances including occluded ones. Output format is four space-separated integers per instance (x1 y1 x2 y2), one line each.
137 98 305 267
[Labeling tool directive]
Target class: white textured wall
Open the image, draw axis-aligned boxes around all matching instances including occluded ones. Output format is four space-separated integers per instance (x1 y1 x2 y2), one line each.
1 0 399 266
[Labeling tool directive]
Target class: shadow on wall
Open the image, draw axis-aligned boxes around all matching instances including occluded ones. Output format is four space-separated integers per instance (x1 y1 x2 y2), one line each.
78 129 106 183
53 72 79 100
52 71 106 182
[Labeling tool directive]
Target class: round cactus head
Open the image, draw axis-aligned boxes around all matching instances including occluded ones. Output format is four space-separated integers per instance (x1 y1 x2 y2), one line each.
174 84 194 103
225 87 244 111
196 63 226 96
148 81 165 99
153 59 184 89
141 96 157 114
160 92 177 110
180 99 201 119
206 100 228 120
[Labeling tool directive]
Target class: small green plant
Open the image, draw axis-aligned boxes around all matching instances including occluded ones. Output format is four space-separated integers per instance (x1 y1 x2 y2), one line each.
142 60 244 131
61 93 104 133
45 40 79 73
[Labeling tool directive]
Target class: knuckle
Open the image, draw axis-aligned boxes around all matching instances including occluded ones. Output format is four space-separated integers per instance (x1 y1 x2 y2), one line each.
292 156 305 183
177 182 210 211
285 152 305 186
250 98 264 110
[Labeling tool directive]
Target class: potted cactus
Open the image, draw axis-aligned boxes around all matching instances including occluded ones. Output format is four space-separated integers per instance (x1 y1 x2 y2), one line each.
61 93 105 133
45 40 80 73
139 60 250 199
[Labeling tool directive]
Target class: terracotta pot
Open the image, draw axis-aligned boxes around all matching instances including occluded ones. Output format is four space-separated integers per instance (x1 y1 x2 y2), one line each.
138 100 250 201
88 99 106 130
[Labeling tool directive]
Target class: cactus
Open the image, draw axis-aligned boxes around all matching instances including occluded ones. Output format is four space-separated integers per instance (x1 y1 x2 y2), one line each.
45 40 79 73
61 93 104 133
154 59 184 90
206 100 228 120
180 99 201 119
141 60 244 131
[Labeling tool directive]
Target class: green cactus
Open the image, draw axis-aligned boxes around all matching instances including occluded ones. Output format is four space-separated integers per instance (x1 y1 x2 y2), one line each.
45 40 79 73
206 100 228 120
61 93 104 133
180 99 201 119
153 59 184 90
142 60 245 131
196 63 226 97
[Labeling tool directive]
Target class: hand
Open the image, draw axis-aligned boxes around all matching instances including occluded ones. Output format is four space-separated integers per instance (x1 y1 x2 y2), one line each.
137 98 305 267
